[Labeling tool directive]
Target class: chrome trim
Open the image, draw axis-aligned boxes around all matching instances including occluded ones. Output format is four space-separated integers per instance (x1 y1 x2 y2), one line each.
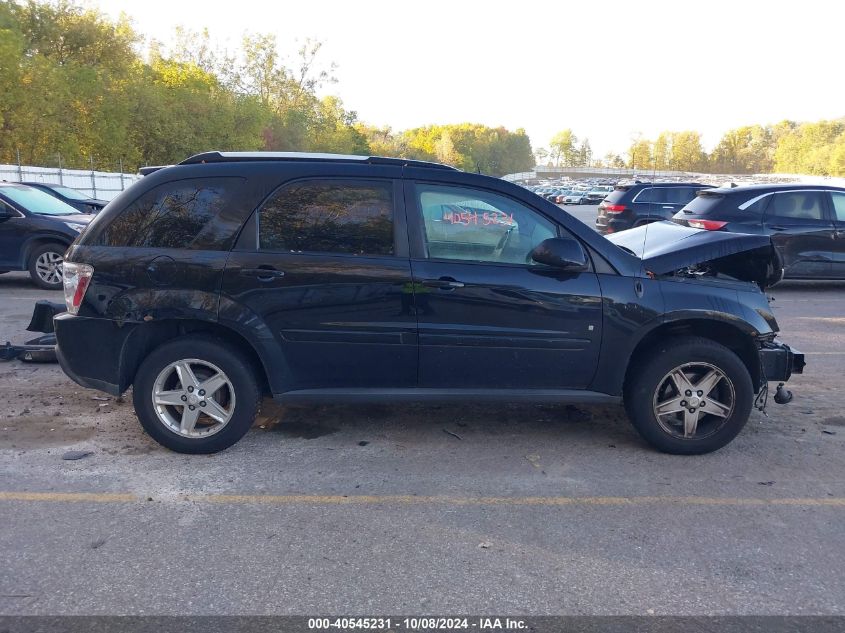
738 189 831 211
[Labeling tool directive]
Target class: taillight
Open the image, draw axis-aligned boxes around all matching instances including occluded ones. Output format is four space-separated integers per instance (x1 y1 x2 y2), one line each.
688 220 727 231
62 261 93 314
603 204 627 213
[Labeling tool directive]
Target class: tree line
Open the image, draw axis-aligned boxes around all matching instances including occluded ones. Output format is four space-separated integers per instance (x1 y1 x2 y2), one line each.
0 0 533 176
1 1 843 178
538 121 845 176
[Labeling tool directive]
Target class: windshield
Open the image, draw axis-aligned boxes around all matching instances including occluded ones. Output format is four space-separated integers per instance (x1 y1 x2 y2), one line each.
48 185 90 201
0 185 81 215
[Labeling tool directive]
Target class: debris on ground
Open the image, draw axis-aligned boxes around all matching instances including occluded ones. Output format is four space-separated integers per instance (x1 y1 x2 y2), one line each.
61 450 93 461
443 429 462 440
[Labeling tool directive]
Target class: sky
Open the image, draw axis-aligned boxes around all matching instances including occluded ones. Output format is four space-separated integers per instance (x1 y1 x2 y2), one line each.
97 0 845 157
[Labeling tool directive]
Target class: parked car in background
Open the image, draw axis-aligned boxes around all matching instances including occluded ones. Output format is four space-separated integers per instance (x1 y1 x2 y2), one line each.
0 183 94 289
21 182 108 214
596 182 712 234
560 191 589 205
55 151 802 456
672 184 845 279
586 187 614 204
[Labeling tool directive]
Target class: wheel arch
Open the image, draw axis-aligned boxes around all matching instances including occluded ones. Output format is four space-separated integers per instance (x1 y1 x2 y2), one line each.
623 318 762 395
118 319 274 396
22 235 73 268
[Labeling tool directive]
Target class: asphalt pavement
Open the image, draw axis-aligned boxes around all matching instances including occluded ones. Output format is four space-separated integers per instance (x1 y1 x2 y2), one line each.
1 206 844 616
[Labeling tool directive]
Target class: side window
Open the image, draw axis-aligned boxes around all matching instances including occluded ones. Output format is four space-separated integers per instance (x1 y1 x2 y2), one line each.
95 178 245 249
681 187 703 203
663 188 692 204
742 195 770 215
767 192 825 221
415 184 558 265
830 192 845 222
634 187 661 203
259 180 393 256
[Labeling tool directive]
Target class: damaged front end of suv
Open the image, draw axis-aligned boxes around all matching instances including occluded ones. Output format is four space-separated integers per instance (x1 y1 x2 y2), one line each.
607 221 805 394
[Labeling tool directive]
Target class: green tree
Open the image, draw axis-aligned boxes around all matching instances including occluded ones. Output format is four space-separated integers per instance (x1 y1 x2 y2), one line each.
550 129 578 167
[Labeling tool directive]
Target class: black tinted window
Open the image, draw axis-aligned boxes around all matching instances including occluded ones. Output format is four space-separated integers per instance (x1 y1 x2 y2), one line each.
633 187 661 203
768 192 825 221
741 195 770 215
664 187 701 204
96 178 244 249
604 187 629 204
682 193 724 214
259 180 393 256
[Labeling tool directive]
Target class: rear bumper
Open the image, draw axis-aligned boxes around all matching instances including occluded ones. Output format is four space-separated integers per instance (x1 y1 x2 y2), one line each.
759 341 805 383
595 216 633 235
54 313 137 396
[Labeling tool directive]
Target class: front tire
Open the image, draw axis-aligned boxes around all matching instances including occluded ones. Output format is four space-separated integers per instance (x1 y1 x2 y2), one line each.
28 244 66 290
132 335 261 453
624 337 754 454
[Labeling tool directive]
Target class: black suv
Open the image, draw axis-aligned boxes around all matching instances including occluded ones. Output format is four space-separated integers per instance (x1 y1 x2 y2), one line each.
596 182 712 234
672 184 845 279
21 182 108 214
55 152 803 455
0 182 94 289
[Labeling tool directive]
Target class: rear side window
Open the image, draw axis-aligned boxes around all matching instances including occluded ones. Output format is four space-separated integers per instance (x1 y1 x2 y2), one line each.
258 180 394 256
634 187 662 203
663 187 702 204
767 192 825 221
94 178 244 249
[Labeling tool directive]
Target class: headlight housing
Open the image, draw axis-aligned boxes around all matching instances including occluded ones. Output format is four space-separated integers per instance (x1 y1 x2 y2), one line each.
63 222 86 233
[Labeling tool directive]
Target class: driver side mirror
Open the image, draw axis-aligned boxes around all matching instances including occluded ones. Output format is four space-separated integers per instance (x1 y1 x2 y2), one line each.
530 237 589 271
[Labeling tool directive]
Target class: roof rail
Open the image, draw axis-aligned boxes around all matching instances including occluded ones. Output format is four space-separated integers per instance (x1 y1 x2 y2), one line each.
139 165 169 176
178 151 457 171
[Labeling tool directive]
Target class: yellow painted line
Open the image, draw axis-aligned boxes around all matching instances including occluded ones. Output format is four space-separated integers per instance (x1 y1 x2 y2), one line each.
1 491 845 507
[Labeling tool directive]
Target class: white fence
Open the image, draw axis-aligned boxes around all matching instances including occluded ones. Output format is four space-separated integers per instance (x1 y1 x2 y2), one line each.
0 164 142 201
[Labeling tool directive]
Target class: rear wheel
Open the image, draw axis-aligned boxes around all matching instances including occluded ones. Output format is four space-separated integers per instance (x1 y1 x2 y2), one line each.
624 337 753 454
132 336 261 453
28 244 65 290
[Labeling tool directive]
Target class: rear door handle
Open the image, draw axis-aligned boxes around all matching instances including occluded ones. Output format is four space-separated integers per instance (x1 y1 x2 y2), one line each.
421 277 465 289
769 225 788 231
240 267 285 281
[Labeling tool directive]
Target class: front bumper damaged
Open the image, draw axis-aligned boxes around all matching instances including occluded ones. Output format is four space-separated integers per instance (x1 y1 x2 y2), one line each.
759 341 805 383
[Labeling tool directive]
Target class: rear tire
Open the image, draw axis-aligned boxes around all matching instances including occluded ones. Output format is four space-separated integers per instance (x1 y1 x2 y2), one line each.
624 337 754 455
28 244 66 290
132 335 261 454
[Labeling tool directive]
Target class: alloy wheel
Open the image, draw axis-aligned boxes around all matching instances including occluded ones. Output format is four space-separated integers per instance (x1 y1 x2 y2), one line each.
151 359 236 438
652 362 735 439
35 251 63 285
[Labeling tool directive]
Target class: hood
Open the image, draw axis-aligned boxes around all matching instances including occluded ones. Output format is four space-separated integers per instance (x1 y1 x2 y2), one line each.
606 221 783 289
41 213 95 225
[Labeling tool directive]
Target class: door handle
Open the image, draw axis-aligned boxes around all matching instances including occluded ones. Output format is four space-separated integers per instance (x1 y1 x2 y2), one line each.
769 225 788 231
421 277 465 290
240 267 285 281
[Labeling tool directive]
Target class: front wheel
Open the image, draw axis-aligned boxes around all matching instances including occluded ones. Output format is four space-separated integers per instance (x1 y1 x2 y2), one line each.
624 337 754 454
132 335 262 453
28 244 66 290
